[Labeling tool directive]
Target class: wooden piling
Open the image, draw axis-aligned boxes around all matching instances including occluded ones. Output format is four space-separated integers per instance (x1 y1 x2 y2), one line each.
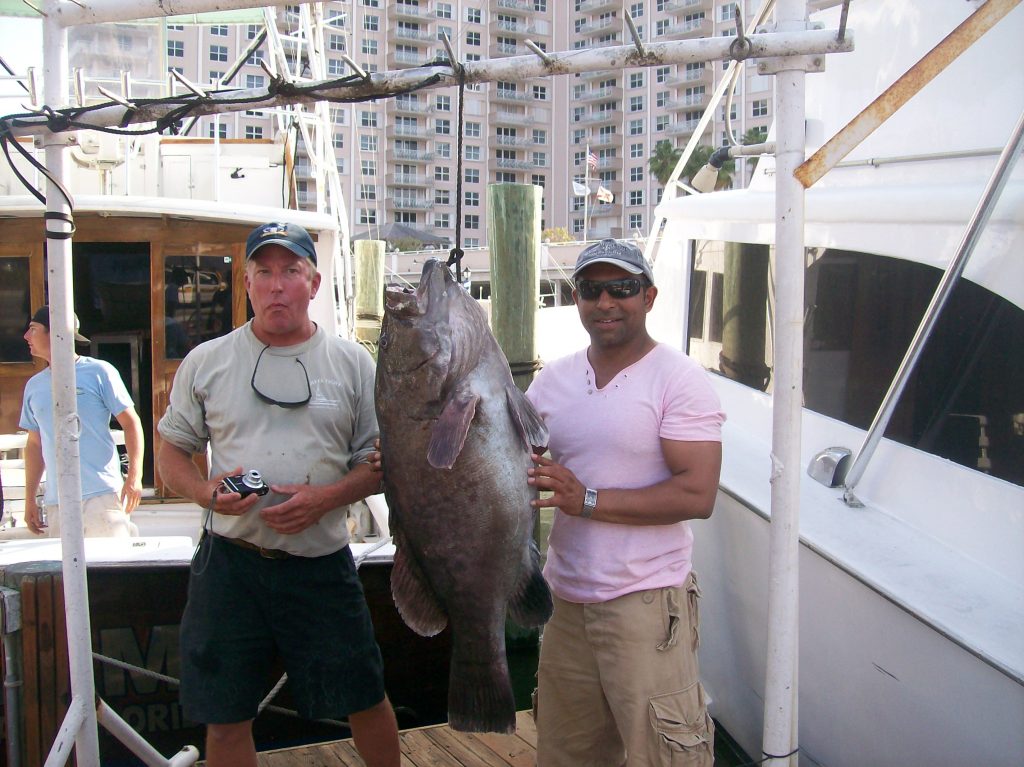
486 184 542 392
720 242 770 390
354 240 386 359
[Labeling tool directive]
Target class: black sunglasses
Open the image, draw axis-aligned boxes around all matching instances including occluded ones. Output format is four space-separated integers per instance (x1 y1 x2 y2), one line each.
250 345 312 408
576 277 645 301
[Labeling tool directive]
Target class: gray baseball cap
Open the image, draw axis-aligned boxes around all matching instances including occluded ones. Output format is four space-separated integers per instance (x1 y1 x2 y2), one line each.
573 239 654 285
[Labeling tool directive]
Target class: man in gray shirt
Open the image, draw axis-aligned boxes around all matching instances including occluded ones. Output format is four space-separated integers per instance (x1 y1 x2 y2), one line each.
158 222 399 767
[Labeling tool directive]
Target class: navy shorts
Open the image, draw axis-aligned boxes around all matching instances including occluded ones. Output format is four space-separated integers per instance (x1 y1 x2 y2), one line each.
179 535 387 724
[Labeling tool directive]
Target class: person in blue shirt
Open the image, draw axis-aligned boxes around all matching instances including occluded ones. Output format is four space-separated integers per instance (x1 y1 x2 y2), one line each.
19 306 144 537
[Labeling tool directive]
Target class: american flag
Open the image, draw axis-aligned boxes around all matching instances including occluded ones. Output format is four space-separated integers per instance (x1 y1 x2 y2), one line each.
587 150 599 170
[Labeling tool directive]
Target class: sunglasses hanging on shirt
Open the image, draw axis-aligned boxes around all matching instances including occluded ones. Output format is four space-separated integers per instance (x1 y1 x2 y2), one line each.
250 345 312 408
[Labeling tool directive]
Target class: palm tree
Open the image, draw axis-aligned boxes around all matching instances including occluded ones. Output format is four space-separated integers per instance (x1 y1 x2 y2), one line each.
683 144 736 190
650 140 737 191
648 140 681 186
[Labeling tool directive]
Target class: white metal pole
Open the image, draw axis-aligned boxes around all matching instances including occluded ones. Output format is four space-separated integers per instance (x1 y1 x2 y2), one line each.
41 3 100 765
761 0 806 764
583 144 590 242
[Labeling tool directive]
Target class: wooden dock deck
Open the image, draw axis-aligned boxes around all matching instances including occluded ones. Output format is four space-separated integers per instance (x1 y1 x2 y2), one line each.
254 711 537 767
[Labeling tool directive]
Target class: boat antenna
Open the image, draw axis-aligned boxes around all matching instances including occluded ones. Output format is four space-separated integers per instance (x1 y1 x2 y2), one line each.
442 31 466 285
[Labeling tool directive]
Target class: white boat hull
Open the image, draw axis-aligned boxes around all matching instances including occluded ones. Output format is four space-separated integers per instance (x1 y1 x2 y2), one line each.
695 490 1024 766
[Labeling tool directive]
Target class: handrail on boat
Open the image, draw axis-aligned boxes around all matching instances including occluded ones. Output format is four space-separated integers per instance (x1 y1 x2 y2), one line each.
840 108 1024 504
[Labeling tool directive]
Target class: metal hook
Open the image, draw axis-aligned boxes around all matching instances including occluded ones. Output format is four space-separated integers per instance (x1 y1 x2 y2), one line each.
624 10 646 57
440 31 463 76
729 3 753 62
73 68 85 106
341 54 367 80
97 85 137 110
524 40 552 66
838 0 851 43
18 0 46 16
169 69 207 99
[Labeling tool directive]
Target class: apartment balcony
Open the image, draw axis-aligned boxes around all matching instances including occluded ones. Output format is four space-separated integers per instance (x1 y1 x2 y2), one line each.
659 17 713 40
490 18 539 38
663 0 712 15
389 98 434 115
386 49 429 69
494 0 532 12
386 196 434 211
395 27 436 43
590 202 619 216
574 111 618 125
390 147 435 163
387 4 424 21
495 135 543 148
665 91 709 111
575 85 623 102
577 0 617 13
665 118 702 136
590 133 623 148
495 158 536 170
386 172 431 188
386 124 431 139
490 41 521 58
576 17 615 36
489 107 539 126
492 86 531 104
667 67 712 88
596 156 622 171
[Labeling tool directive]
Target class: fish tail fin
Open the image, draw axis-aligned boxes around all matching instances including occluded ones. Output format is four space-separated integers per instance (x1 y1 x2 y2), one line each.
447 653 517 734
509 538 554 629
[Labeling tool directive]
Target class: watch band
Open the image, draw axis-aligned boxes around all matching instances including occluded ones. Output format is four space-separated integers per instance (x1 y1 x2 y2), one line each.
581 487 598 518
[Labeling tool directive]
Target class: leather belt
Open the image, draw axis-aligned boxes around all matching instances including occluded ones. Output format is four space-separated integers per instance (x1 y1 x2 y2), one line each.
207 531 294 559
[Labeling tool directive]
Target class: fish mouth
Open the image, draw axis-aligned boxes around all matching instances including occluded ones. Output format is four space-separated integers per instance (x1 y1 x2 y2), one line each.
384 258 455 318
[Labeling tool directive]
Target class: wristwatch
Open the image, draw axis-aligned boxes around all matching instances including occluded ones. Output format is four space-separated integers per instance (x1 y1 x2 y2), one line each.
581 488 598 518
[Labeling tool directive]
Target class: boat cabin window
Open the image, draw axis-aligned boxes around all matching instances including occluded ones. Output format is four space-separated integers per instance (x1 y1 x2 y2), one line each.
689 241 1024 487
0 256 32 363
164 256 233 359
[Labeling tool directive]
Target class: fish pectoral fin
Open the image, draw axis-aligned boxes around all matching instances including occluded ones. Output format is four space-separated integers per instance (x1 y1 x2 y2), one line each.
508 538 553 629
391 535 448 637
427 391 480 469
505 385 550 453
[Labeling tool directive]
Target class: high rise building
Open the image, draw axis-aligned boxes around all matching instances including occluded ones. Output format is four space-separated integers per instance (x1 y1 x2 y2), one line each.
78 0 772 246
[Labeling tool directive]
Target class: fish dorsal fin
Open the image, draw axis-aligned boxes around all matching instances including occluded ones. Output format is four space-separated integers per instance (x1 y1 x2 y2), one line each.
427 389 480 469
390 528 449 637
505 384 549 453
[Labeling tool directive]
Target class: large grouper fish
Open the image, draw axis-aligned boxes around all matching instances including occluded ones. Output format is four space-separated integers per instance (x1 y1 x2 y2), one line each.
375 258 552 734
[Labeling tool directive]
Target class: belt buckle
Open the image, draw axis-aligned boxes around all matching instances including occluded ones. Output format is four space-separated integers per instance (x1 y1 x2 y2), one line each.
258 545 278 559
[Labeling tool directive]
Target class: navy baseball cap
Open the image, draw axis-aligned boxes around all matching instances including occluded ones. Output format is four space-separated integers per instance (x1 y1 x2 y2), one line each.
31 305 90 344
245 222 317 266
573 239 654 285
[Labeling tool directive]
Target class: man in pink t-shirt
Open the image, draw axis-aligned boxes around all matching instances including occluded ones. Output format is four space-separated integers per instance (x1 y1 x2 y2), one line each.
527 239 724 767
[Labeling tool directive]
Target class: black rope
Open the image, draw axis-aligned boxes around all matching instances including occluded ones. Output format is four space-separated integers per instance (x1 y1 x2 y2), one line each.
446 62 467 285
44 211 76 239
728 745 800 767
509 359 544 377
0 120 75 209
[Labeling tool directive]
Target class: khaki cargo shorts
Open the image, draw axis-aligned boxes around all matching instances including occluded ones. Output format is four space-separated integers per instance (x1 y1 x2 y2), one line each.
534 572 714 767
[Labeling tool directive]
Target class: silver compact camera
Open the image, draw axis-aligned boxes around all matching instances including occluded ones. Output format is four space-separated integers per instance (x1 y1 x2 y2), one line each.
220 469 270 498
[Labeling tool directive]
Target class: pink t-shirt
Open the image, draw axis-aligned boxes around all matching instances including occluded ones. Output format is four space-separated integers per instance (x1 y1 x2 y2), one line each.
526 343 725 603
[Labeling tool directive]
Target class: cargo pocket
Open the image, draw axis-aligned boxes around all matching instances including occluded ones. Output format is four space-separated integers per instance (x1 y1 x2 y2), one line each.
686 571 702 652
648 681 714 767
